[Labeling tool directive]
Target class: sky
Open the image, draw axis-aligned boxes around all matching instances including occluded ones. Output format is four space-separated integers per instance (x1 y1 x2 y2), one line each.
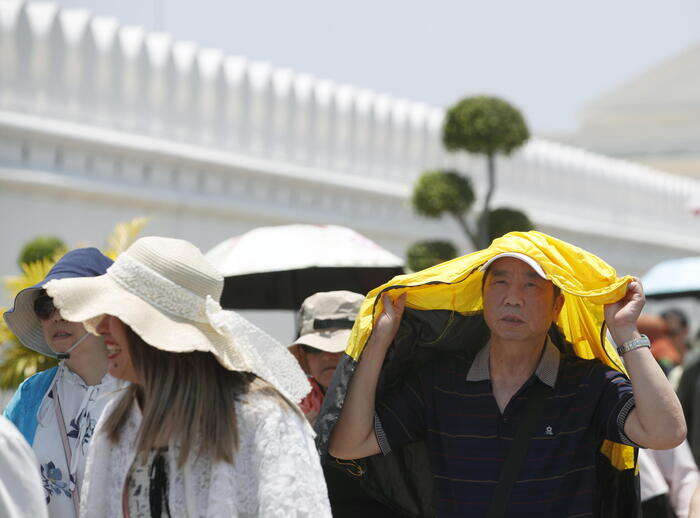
43 0 700 134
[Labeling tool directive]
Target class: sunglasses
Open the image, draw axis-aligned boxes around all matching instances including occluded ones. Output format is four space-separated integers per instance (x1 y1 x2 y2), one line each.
33 294 57 321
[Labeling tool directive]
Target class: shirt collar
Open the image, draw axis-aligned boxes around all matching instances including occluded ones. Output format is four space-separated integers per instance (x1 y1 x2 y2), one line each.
60 362 120 390
466 336 560 388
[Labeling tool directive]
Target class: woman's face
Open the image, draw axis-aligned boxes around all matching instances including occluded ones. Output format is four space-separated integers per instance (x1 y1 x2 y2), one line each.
37 296 102 356
95 315 140 384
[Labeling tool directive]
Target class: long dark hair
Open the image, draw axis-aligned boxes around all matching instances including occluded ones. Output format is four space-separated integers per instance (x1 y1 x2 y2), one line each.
103 327 259 467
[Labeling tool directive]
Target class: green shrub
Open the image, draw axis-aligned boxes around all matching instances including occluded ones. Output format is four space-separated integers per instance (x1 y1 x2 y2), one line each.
407 240 458 272
443 95 529 155
483 207 534 243
412 170 475 219
18 236 66 267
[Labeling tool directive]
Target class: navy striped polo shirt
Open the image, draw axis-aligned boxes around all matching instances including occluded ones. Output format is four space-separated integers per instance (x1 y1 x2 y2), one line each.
374 338 637 517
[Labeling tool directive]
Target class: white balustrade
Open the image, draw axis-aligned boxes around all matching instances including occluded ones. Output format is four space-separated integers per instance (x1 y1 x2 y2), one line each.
170 40 199 142
89 15 119 126
223 55 248 152
144 32 173 137
247 60 273 157
0 0 699 258
270 67 295 161
332 83 355 172
0 1 24 105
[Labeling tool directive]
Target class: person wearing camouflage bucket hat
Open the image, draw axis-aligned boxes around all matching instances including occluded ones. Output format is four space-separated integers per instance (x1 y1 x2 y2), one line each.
290 291 401 518
296 290 364 352
290 290 364 425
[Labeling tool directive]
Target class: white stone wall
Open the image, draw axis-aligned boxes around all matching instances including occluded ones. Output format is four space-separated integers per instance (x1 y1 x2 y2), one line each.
2 0 700 322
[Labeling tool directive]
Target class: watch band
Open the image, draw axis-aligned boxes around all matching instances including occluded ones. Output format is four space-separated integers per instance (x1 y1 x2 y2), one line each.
616 334 651 356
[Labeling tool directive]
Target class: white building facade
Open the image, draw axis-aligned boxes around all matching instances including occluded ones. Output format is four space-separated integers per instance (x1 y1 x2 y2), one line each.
561 43 700 179
2 0 700 293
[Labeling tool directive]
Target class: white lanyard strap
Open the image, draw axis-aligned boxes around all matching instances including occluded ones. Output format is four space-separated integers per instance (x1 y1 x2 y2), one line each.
54 387 81 518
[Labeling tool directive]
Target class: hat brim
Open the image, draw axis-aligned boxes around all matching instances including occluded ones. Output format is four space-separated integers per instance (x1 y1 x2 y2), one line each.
4 254 114 358
3 286 57 357
45 274 229 360
46 272 313 404
480 252 547 279
294 328 351 353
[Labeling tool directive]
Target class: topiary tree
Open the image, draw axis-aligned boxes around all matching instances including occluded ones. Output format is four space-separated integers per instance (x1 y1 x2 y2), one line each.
18 236 66 268
406 240 458 272
411 170 478 247
483 207 534 243
410 168 535 252
442 95 529 248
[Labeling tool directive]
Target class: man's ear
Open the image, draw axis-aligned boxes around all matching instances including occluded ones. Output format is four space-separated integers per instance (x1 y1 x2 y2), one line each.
553 292 565 318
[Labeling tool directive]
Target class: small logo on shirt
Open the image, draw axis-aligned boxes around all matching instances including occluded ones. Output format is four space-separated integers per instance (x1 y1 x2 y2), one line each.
544 425 554 436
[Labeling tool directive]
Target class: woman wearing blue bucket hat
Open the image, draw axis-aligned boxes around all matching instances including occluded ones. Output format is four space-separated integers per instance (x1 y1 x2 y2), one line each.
3 248 120 518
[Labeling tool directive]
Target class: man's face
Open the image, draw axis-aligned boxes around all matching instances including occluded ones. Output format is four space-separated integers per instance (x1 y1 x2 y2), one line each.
304 348 343 389
665 314 689 353
483 257 564 343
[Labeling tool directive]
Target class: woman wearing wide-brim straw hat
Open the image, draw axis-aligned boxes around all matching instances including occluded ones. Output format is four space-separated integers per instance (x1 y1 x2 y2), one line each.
45 236 331 518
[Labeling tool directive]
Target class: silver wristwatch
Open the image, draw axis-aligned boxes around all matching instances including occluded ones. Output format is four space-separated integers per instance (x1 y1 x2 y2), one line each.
616 334 651 356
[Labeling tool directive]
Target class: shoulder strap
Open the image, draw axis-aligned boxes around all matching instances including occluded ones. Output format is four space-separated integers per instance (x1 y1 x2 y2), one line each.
487 381 550 518
53 379 81 518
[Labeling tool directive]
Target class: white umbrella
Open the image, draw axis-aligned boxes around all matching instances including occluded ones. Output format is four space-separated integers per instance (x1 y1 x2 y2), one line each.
206 224 404 309
642 257 700 299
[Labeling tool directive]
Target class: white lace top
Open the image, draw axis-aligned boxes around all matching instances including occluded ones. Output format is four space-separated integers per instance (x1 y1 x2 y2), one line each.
81 388 332 517
33 363 119 518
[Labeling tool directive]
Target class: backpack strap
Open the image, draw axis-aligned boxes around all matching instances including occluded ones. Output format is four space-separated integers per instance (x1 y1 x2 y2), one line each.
487 381 550 518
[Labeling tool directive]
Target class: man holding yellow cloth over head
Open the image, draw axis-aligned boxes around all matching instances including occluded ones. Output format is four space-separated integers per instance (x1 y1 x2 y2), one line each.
325 231 686 518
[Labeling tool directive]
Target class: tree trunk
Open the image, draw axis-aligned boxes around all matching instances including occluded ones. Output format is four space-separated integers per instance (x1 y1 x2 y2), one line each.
452 212 479 251
478 153 496 248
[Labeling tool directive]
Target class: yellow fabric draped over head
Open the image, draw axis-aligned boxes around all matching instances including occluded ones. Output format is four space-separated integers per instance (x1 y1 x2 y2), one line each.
347 230 636 470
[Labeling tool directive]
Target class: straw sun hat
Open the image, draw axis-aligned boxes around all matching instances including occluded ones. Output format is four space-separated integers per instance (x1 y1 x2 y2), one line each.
44 236 310 404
